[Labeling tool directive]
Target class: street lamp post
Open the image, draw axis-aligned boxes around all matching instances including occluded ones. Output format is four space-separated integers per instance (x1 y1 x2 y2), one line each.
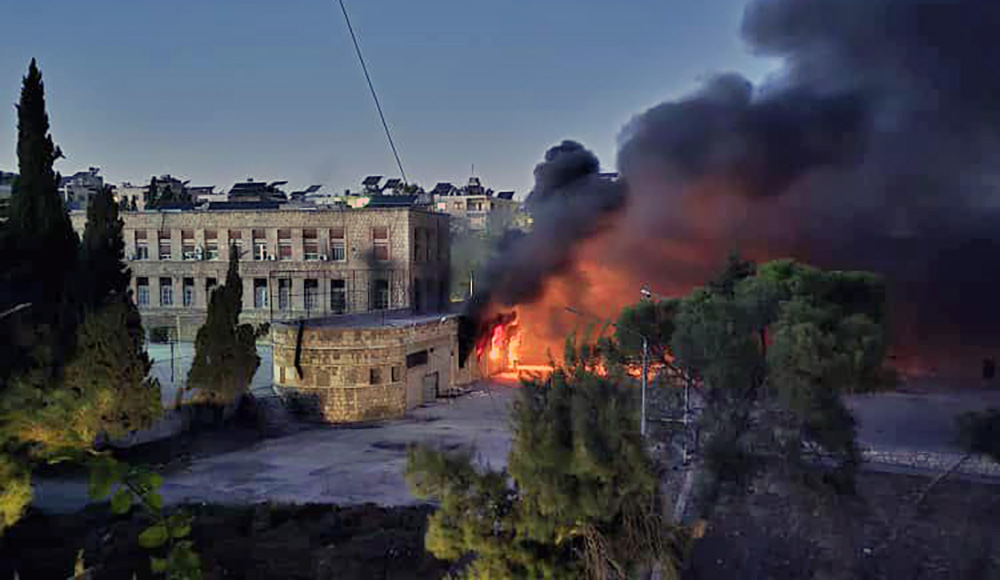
565 305 650 437
640 335 649 437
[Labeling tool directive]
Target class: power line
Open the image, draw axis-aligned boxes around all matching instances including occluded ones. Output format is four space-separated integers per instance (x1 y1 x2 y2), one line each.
338 0 408 185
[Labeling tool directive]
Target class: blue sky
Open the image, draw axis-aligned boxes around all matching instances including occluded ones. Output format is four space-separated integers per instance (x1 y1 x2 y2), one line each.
0 0 775 196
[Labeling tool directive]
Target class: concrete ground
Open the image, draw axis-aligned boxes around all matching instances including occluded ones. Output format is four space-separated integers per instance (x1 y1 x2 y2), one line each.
31 376 1000 514
847 379 1000 454
33 380 519 513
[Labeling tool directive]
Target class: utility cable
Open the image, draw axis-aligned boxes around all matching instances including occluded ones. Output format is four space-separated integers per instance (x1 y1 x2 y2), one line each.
338 0 408 185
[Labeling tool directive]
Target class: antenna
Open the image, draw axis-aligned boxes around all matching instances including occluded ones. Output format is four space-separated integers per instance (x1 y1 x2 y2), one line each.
337 0 408 185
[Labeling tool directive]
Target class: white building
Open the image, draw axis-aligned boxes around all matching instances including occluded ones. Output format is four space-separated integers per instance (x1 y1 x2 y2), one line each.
59 167 104 211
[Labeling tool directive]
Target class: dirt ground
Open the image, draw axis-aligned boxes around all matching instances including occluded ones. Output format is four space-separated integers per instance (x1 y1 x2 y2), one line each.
685 470 1000 579
6 470 1000 580
0 503 448 580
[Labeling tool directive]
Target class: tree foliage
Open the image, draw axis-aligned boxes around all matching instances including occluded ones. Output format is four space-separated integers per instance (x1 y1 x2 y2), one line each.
79 185 130 308
0 454 32 535
614 298 680 365
1 300 161 457
0 58 80 395
957 409 1000 463
407 344 684 579
186 247 262 407
669 257 890 506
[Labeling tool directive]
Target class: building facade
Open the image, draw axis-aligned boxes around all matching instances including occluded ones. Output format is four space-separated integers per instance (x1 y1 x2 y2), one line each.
430 178 521 234
69 206 451 340
271 311 480 423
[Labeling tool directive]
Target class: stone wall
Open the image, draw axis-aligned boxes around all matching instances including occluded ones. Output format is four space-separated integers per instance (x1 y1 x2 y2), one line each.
270 315 461 423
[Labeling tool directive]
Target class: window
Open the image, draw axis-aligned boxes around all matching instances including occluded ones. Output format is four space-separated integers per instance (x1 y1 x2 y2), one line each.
183 278 195 307
413 278 423 313
278 278 291 310
304 279 319 312
181 230 196 260
391 366 401 382
206 277 218 301
134 230 149 260
329 227 346 261
438 227 448 262
468 200 485 212
158 231 171 260
369 367 382 385
228 230 243 259
427 227 437 263
303 228 319 260
372 226 389 261
254 278 268 309
406 350 429 368
205 230 219 260
253 229 267 260
330 279 346 314
278 229 292 261
372 279 389 310
413 228 425 263
452 201 464 210
136 277 149 306
160 277 173 306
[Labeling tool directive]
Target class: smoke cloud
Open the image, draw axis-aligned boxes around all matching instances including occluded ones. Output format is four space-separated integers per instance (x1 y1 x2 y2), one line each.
469 140 624 312
470 0 1000 373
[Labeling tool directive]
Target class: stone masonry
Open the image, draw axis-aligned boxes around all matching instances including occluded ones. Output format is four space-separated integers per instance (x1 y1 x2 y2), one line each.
69 207 451 340
270 312 473 423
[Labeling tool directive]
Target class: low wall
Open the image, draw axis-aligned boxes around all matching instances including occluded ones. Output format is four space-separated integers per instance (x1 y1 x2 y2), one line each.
860 446 1000 477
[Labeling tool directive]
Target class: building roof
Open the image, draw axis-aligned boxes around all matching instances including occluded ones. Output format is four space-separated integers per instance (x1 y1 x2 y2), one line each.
207 200 284 211
382 177 402 191
496 191 515 200
365 194 422 208
430 182 456 196
362 175 383 187
277 308 462 329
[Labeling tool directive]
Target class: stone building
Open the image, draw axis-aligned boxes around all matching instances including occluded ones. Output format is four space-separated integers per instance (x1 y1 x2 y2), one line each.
69 206 451 340
430 177 521 234
270 310 481 423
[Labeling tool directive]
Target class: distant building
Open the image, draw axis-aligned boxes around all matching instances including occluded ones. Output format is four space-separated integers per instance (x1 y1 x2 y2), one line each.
0 171 16 200
69 206 451 341
431 176 521 234
59 167 104 210
114 182 147 211
188 185 224 205
228 178 288 203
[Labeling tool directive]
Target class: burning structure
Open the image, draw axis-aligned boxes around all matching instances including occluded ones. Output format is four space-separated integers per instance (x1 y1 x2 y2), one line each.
464 0 1000 377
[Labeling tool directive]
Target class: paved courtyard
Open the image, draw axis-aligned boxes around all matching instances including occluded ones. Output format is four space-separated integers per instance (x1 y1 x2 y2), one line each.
32 376 1000 513
33 381 519 513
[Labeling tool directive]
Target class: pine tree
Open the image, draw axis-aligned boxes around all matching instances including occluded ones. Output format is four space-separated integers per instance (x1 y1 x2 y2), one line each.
186 246 261 409
407 344 683 578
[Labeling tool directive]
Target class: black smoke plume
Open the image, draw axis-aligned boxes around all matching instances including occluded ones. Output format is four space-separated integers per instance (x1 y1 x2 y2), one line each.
614 0 1000 370
459 141 624 361
467 0 1000 373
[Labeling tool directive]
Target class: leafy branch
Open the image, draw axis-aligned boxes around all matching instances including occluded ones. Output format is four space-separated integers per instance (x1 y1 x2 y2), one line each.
87 454 201 579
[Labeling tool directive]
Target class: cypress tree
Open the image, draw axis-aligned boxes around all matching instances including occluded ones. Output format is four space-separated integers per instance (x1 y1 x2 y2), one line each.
145 176 158 209
79 185 130 309
186 246 261 409
7 59 78 314
0 59 79 393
